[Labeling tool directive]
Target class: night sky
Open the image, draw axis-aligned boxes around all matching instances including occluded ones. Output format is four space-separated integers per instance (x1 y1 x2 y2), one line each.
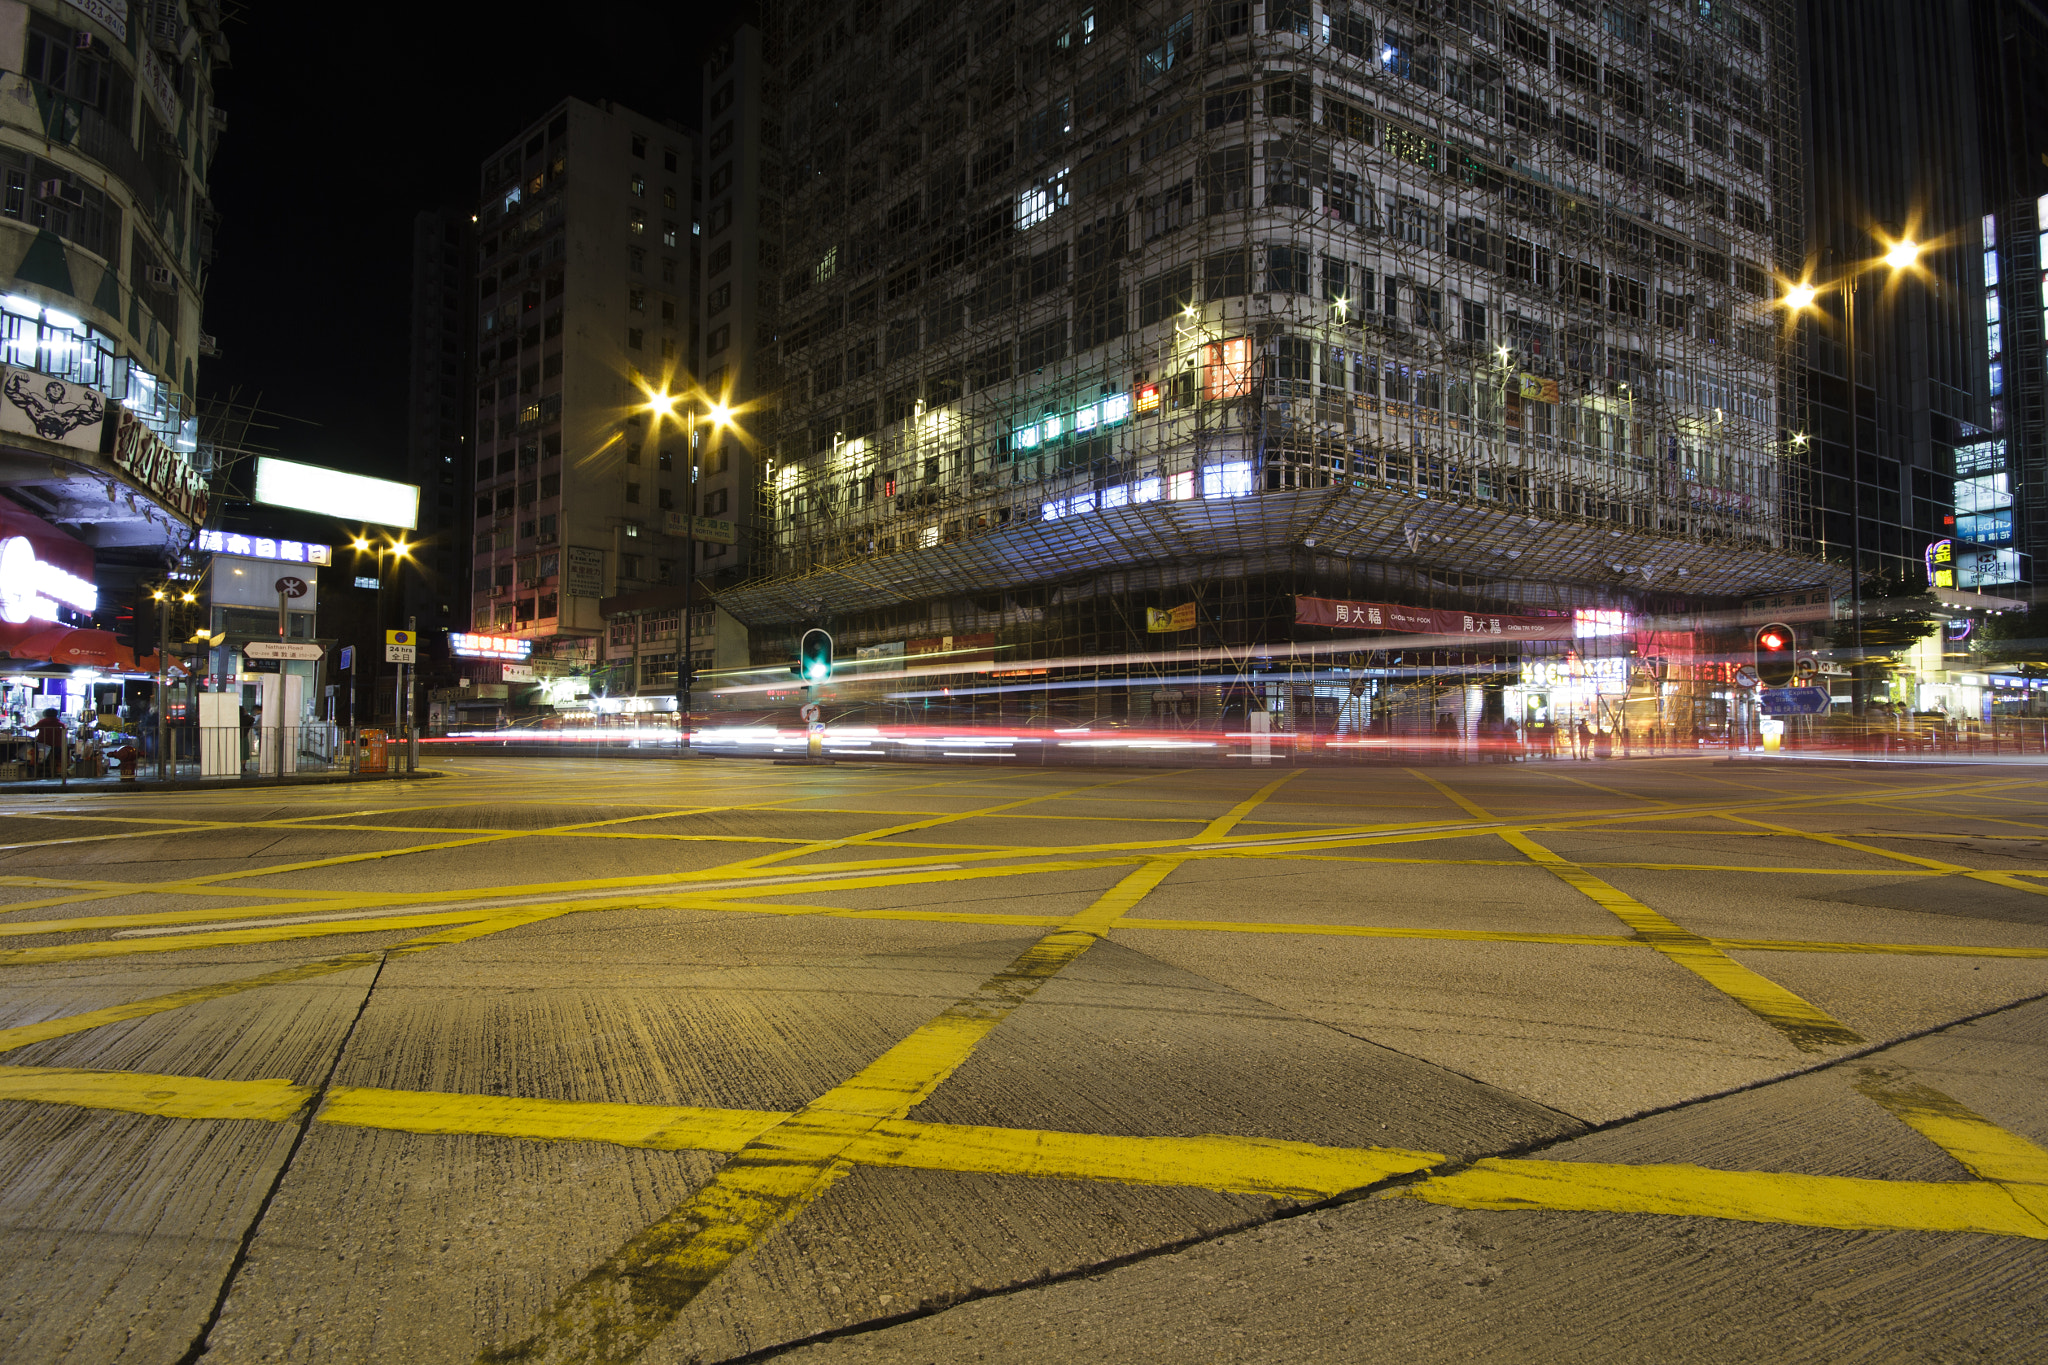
199 8 713 479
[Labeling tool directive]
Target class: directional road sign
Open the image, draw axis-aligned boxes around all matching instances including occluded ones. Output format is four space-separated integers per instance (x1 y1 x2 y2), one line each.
1758 686 1830 716
243 642 324 661
339 645 354 670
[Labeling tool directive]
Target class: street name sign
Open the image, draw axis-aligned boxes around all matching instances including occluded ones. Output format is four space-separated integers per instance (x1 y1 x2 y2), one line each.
243 642 323 661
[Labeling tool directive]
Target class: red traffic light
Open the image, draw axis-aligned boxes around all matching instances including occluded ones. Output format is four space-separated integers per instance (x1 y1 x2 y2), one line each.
1755 622 1797 688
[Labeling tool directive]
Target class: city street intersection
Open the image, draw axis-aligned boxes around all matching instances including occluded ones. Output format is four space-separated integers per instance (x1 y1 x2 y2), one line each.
0 755 2043 1362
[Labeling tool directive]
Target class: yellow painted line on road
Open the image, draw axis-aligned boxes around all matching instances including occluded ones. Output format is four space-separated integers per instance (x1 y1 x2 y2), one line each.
0 1064 311 1122
1195 769 1303 842
1719 936 2048 960
1410 769 1864 1053
488 854 1188 1364
318 1085 784 1152
0 953 383 1054
1391 1158 2048 1238
1854 1069 2048 1225
726 768 1188 874
845 1119 1440 1198
1114 917 1640 948
5 1065 2041 1242
1500 828 1865 1052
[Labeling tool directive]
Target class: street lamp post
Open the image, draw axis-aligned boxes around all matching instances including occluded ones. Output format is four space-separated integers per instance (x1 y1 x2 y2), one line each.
645 390 736 755
1780 235 1921 718
148 584 195 781
352 534 411 736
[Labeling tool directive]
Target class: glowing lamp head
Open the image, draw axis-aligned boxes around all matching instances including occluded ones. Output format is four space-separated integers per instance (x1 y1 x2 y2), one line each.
707 401 733 427
353 537 371 552
1782 284 1817 310
1884 239 1921 271
392 541 411 558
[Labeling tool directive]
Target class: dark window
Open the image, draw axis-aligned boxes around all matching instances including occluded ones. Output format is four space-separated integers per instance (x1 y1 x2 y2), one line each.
1205 247 1249 299
1265 244 1311 294
1265 74 1311 119
1205 87 1250 129
1138 265 1197 325
1505 15 1548 65
1019 319 1066 371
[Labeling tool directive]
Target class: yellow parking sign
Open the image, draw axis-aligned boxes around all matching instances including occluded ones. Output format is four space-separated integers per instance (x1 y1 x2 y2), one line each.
386 630 415 645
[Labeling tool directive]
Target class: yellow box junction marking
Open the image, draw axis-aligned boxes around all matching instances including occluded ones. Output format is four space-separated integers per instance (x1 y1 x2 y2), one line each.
1408 769 1864 1052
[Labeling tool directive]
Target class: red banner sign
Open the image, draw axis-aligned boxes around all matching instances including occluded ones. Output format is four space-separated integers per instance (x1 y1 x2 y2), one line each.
1295 596 1574 640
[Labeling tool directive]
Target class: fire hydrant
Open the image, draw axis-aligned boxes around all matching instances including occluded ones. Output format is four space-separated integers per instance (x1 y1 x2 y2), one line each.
110 741 140 781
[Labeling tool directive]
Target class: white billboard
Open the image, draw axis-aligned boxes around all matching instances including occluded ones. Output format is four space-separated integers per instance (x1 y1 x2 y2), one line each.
252 457 419 530
211 555 320 612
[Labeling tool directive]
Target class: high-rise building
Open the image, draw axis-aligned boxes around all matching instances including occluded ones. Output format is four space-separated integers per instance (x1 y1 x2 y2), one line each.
405 209 474 644
1963 0 2048 593
692 21 776 585
0 1 226 702
466 99 701 693
1798 0 1992 604
715 1 1831 734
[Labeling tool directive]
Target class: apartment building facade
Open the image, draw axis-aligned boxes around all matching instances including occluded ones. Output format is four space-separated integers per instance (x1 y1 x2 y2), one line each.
467 98 704 691
713 0 1835 729
0 0 224 646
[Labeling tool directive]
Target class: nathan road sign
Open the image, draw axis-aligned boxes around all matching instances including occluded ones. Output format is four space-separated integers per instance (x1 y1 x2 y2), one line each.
1758 686 1830 716
243 642 324 661
386 644 417 664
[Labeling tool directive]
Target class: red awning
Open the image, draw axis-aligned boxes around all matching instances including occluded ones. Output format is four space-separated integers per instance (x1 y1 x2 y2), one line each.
0 626 138 670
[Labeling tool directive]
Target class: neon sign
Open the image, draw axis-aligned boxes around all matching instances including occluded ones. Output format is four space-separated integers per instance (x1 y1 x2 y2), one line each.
450 632 533 660
198 530 333 565
0 535 97 623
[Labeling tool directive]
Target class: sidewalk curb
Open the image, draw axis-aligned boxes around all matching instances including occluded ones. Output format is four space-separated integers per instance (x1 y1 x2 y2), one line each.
0 770 447 795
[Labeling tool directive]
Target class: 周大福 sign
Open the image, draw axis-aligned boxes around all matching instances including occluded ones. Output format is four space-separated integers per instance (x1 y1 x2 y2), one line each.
1295 596 1574 639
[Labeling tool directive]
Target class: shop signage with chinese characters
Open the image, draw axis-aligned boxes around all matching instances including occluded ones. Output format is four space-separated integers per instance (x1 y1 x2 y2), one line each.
109 408 210 524
449 633 534 661
1926 538 1955 588
660 512 738 545
197 530 332 566
566 547 604 597
1295 596 1575 639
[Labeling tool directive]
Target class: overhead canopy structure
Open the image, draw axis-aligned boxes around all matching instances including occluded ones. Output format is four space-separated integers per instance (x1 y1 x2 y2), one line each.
717 483 1848 627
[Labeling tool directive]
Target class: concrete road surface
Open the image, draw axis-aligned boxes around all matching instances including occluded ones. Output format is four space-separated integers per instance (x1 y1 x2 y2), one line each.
0 755 2043 1363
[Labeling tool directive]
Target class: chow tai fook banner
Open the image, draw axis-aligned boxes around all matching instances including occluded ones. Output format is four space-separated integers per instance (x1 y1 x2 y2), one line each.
1295 596 1576 640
